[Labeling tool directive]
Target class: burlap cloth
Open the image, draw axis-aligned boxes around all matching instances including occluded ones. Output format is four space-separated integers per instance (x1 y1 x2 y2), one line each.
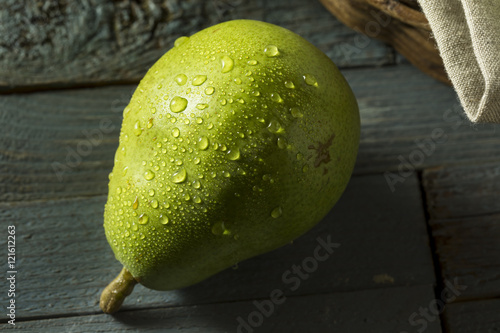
418 0 500 123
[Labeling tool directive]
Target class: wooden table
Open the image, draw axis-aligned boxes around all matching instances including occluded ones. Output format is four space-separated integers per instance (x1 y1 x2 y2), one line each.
1 1 499 332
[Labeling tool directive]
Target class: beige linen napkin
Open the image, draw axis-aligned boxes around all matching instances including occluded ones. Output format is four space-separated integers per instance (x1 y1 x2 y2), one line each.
418 0 500 123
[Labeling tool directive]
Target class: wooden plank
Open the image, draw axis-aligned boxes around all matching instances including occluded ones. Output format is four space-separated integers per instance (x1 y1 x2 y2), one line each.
3 285 441 332
0 0 391 92
3 65 500 201
344 65 500 176
0 86 128 201
1 0 207 92
443 299 500 333
422 162 500 301
423 162 500 219
0 0 264 92
0 173 435 319
429 214 500 301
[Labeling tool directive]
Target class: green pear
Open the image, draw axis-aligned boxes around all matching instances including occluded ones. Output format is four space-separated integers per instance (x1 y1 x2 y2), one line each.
100 19 359 313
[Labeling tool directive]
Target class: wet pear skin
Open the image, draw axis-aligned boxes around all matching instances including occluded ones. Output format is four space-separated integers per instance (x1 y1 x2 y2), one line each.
104 19 360 291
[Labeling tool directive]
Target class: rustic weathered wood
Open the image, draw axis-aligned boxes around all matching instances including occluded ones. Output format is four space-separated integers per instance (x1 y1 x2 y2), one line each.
0 0 393 93
3 285 441 332
0 85 130 201
4 1 492 331
429 213 500 301
443 299 500 333
0 173 435 319
422 162 500 302
0 0 246 92
423 162 500 219
2 65 500 202
344 65 500 176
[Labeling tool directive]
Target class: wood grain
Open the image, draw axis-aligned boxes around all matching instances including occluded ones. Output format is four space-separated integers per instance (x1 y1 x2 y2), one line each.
0 0 393 93
344 65 500 175
4 285 441 332
0 174 435 319
422 162 500 302
430 213 500 301
423 162 500 219
443 299 500 333
0 86 129 201
5 1 499 331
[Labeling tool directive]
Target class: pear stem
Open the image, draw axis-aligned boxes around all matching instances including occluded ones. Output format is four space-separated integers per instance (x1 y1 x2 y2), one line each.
100 267 138 314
